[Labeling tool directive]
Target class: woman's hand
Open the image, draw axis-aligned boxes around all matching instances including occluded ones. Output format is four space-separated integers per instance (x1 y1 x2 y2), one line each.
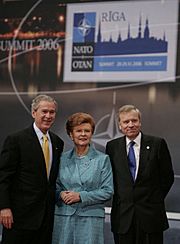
61 191 81 205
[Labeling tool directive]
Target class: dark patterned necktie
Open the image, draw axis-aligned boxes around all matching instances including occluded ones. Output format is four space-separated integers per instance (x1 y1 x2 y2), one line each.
128 141 136 180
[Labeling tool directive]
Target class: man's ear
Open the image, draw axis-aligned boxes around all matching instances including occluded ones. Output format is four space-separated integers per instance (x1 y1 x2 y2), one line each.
32 110 35 118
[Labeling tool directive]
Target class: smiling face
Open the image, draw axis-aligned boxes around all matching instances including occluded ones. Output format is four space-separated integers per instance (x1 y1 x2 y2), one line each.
32 100 56 134
70 123 93 148
119 110 141 140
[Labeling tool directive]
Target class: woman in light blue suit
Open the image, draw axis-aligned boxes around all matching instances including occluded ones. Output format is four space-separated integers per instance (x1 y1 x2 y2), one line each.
52 112 114 244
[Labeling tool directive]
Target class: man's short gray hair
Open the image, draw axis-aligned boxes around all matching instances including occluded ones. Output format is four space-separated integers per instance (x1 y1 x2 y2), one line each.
118 104 141 121
31 94 58 112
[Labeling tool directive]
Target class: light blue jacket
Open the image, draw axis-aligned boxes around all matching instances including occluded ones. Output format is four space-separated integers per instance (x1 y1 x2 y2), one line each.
54 145 114 217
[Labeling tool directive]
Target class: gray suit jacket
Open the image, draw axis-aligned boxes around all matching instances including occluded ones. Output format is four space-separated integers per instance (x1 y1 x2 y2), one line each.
106 133 174 234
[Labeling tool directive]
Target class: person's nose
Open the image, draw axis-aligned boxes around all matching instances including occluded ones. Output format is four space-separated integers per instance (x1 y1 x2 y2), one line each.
46 112 51 118
81 130 85 135
128 121 134 127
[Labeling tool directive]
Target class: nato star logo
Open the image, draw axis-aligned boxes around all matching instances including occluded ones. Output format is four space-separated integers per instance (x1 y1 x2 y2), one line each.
92 92 122 149
78 17 92 37
73 12 96 43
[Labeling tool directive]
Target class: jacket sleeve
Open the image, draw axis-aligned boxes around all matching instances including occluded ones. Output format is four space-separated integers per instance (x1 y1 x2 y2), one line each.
0 135 19 210
158 138 174 198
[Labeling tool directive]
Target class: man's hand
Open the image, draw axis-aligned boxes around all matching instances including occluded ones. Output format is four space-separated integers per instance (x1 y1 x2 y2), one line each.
0 208 14 229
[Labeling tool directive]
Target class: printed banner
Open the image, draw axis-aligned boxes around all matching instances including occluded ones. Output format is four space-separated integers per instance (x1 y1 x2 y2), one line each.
63 0 179 82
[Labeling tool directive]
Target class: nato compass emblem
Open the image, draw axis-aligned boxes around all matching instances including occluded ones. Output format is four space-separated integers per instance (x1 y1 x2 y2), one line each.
73 12 96 43
92 92 122 150
78 17 92 37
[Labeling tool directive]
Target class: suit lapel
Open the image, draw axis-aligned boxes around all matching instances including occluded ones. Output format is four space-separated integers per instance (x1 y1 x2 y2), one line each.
113 135 153 183
66 149 83 186
136 135 152 181
25 126 48 179
27 125 45 159
27 126 62 182
49 132 61 181
66 146 98 187
116 137 134 182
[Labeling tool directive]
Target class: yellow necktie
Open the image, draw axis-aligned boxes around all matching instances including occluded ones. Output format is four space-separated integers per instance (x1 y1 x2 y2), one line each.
42 134 50 174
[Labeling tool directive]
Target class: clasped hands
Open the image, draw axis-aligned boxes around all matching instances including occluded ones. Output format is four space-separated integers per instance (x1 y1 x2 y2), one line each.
61 191 81 205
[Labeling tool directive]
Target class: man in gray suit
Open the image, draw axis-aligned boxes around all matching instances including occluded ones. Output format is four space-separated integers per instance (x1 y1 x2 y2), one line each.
106 104 174 244
0 95 64 244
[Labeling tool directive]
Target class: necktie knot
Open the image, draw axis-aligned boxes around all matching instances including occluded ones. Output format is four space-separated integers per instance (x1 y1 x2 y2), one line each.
129 141 135 147
43 134 48 143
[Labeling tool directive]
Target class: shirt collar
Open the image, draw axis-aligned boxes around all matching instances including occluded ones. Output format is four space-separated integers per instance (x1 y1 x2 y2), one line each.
33 122 50 141
126 132 141 147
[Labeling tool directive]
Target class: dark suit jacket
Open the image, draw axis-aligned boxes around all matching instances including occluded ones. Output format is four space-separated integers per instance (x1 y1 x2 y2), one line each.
106 133 174 234
0 125 64 230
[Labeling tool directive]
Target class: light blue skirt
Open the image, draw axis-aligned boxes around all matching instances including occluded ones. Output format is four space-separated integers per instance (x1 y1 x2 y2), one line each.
52 214 104 244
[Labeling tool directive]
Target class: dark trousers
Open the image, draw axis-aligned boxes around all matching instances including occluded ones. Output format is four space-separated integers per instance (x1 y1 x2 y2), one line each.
2 226 52 244
1 208 53 244
113 215 163 244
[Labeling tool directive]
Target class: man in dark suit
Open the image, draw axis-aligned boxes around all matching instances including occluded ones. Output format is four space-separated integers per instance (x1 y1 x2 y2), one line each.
106 104 174 244
0 94 64 244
